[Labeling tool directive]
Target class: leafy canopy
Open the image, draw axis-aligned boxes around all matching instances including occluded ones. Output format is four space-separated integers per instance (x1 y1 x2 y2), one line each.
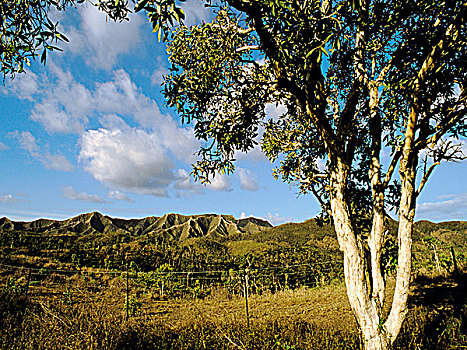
2 0 465 217
155 0 466 218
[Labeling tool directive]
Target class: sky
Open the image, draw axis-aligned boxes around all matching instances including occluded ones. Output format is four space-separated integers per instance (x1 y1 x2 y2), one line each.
0 1 466 224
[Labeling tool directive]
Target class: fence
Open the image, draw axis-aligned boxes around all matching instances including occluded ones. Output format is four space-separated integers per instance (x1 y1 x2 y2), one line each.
1 244 463 327
0 260 344 326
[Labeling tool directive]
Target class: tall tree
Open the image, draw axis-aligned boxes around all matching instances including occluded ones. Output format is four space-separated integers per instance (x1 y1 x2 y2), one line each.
143 1 466 348
2 0 466 348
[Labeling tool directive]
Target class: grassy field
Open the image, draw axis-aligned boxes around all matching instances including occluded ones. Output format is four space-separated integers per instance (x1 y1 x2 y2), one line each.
1 215 466 348
1 268 466 350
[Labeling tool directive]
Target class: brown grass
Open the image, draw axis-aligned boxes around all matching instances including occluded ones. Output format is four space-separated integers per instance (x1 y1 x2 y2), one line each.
1 271 466 349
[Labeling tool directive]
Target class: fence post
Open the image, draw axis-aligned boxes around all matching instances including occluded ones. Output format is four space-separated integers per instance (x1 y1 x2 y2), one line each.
244 270 250 328
25 267 32 297
126 262 129 322
451 247 459 275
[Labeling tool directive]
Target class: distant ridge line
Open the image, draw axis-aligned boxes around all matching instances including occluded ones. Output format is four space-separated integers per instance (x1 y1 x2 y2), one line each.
0 212 273 241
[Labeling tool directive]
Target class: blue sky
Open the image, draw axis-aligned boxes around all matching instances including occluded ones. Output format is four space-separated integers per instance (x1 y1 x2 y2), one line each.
0 1 466 224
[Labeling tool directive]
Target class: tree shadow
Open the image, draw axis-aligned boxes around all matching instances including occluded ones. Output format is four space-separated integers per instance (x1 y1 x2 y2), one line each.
398 272 467 349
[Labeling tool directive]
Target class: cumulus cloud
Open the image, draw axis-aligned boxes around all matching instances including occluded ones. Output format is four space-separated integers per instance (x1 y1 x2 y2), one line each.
238 168 260 192
180 0 211 25
67 5 144 70
262 212 292 225
234 103 286 163
62 186 106 203
206 174 232 192
265 103 287 120
2 71 40 100
108 190 134 202
30 64 92 134
0 142 8 151
239 211 291 225
10 131 74 172
151 65 168 86
0 194 19 204
417 193 467 220
173 169 203 196
79 128 176 196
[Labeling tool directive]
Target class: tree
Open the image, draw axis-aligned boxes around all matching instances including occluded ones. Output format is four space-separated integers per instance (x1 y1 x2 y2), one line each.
2 0 466 348
147 1 466 348
0 0 129 77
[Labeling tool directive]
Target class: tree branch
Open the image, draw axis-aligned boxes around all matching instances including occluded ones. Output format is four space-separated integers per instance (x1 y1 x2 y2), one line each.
416 161 439 197
415 90 467 150
382 149 402 189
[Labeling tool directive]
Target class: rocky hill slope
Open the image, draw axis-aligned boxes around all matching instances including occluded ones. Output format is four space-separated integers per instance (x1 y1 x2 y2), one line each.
0 212 272 241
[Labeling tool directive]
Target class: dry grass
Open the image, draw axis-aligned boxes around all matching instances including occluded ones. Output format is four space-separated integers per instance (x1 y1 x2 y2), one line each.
1 271 466 349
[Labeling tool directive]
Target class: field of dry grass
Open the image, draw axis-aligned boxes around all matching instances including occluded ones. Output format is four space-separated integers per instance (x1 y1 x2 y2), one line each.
1 267 466 349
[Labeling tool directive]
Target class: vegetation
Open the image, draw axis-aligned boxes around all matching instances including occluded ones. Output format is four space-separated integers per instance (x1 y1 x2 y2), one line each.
2 0 467 346
0 212 466 348
0 268 466 349
136 0 467 347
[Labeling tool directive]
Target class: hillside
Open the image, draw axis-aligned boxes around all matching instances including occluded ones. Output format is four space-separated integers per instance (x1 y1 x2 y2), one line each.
0 212 465 277
0 212 272 240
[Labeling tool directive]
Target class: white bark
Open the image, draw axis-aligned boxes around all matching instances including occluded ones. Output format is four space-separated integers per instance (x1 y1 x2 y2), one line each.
329 158 389 349
384 104 418 343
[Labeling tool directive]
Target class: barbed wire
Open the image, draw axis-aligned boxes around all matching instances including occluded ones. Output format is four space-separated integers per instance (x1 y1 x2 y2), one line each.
0 260 344 277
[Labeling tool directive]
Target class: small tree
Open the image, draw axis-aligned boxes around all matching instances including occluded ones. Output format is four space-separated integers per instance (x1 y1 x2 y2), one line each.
2 0 466 348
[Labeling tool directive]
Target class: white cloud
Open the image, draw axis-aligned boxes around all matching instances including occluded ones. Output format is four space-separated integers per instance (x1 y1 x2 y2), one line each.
151 65 168 86
316 158 327 172
0 142 8 151
0 194 19 204
10 131 74 172
3 71 40 100
238 168 260 192
79 128 176 196
30 64 92 133
265 103 287 120
207 174 232 192
108 190 134 202
93 70 199 162
239 211 291 225
173 169 203 196
67 5 144 69
180 0 211 26
262 212 292 225
62 186 106 203
417 193 467 220
233 102 286 163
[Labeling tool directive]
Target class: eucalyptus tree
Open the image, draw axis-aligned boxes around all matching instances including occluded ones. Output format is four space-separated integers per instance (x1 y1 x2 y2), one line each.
2 0 466 348
142 1 466 348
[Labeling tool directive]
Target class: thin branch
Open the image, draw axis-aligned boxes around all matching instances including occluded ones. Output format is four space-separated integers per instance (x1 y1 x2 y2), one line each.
337 78 360 138
376 41 408 84
310 183 332 216
416 161 439 197
236 45 259 52
411 5 465 94
416 91 467 150
382 149 402 189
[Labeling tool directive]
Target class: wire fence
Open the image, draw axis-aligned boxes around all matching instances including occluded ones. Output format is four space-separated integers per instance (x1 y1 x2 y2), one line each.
0 260 345 324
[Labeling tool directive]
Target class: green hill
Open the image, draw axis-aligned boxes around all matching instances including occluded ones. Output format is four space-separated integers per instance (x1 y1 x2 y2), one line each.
0 212 465 278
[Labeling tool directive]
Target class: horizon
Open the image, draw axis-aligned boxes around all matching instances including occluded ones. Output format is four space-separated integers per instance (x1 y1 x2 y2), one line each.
1 210 464 226
1 1 466 225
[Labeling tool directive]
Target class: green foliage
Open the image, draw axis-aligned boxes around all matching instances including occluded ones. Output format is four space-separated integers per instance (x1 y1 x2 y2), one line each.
0 0 75 77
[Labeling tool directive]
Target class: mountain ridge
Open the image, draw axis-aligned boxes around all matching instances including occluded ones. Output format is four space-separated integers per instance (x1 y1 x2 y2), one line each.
0 212 273 241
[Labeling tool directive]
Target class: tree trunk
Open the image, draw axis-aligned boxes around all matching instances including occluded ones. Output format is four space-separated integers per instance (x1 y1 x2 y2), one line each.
368 81 386 313
384 104 419 344
384 173 415 343
329 158 389 350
